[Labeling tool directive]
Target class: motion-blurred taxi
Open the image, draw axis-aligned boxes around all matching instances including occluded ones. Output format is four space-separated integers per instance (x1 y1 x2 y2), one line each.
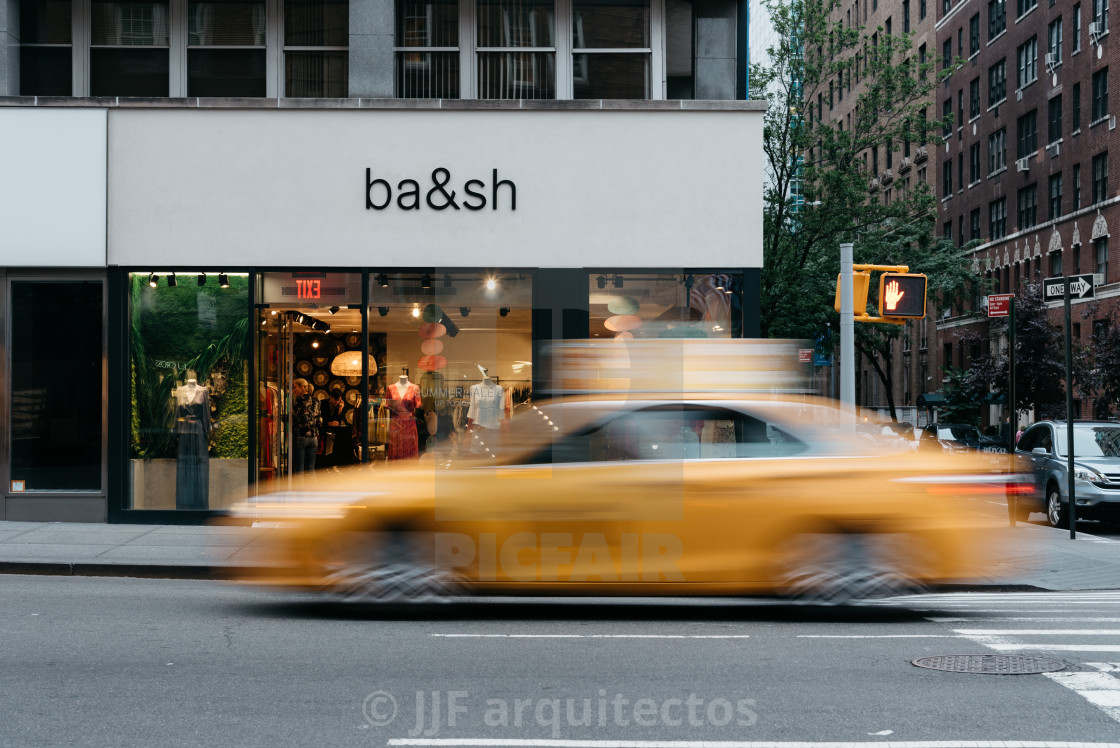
227 387 1031 604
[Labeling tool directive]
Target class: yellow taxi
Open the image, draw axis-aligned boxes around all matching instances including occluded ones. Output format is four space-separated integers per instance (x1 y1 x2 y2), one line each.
227 388 1031 604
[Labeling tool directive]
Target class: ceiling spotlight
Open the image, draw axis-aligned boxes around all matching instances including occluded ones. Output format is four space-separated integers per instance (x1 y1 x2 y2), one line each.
613 275 624 289
486 278 497 291
167 273 177 288
261 318 268 326
312 339 320 348
148 273 158 288
412 306 421 318
197 273 207 286
499 307 510 317
420 273 432 289
597 275 607 290
460 307 471 317
378 307 390 316
328 306 339 315
376 273 389 288
219 273 229 288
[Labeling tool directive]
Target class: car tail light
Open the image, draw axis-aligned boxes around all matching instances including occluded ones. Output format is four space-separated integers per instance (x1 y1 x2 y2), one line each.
892 473 1035 497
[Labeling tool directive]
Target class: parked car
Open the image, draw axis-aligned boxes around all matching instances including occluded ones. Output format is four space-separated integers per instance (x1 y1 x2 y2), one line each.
919 423 1007 454
1014 420 1120 527
227 394 1030 604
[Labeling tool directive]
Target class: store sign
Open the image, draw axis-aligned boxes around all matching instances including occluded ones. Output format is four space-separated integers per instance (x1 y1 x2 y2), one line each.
366 168 517 211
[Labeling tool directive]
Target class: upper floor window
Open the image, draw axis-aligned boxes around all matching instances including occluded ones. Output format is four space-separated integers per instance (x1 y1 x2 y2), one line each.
1017 183 1037 229
989 126 1008 172
18 0 74 95
1093 0 1109 33
1017 0 1037 18
970 13 981 55
1092 67 1109 122
1017 36 1038 88
990 197 1008 239
989 0 1006 39
1093 151 1109 202
904 0 911 31
970 76 981 118
989 58 1007 106
1049 172 1063 218
1049 18 1063 65
1049 94 1063 142
1075 4 1083 50
1017 109 1037 158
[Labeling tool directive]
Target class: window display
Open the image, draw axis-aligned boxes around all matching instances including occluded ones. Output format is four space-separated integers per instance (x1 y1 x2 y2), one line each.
588 272 743 340
128 272 249 510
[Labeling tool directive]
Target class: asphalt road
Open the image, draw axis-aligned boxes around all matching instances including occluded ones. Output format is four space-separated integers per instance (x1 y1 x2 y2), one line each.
2 575 1120 748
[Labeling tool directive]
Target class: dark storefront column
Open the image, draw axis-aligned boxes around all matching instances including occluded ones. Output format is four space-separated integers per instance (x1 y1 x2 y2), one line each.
532 269 590 399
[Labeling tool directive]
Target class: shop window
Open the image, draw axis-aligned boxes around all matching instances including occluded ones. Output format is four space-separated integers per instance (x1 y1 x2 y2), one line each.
128 272 248 510
588 272 743 341
9 280 104 492
19 0 74 95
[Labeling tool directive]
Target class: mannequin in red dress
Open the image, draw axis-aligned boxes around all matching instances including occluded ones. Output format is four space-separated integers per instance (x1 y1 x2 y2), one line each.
387 372 421 459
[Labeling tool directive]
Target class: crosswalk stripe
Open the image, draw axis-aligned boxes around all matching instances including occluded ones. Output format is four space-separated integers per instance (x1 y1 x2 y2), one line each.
1044 671 1120 724
955 629 1120 635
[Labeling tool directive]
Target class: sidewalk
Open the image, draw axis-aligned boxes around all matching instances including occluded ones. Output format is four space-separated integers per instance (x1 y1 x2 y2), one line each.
0 518 1118 591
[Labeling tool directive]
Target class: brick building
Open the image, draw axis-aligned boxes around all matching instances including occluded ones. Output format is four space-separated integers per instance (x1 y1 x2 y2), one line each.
934 0 1120 424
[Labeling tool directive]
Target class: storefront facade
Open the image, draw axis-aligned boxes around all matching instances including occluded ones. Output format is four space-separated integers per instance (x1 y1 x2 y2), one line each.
0 101 763 522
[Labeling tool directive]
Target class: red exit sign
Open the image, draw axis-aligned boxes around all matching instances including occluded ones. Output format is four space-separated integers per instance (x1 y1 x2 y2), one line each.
296 279 321 299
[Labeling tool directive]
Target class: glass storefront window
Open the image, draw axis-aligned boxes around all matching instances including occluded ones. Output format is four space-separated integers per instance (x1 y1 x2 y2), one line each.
588 272 743 340
369 271 533 464
9 280 103 493
128 272 248 510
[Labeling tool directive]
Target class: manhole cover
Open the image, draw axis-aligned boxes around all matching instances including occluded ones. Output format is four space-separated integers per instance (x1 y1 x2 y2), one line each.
912 655 1067 674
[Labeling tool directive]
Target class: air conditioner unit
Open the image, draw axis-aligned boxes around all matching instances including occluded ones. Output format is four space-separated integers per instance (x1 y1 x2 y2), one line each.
1045 52 1057 68
1090 21 1102 43
1093 272 1106 286
1016 88 1023 101
1049 142 1061 157
1016 156 1030 172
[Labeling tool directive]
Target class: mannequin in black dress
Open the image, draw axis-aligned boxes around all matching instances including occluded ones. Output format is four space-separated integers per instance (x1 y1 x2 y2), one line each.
174 377 211 509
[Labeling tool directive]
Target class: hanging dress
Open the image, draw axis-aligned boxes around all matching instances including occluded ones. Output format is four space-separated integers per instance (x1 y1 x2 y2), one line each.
386 381 421 460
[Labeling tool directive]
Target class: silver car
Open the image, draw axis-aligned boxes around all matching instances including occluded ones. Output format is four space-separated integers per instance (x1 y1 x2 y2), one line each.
1015 420 1120 527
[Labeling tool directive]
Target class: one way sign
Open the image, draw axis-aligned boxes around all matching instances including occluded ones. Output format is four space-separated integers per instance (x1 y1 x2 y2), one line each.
1043 273 1096 301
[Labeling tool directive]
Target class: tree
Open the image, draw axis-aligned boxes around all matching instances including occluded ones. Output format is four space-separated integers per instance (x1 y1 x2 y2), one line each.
753 0 980 420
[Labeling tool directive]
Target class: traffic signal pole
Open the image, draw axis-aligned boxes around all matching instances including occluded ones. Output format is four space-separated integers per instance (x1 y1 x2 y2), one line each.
840 243 855 409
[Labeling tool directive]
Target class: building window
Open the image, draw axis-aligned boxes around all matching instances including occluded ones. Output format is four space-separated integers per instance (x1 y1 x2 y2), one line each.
187 0 268 97
90 0 172 96
1075 162 1082 207
478 0 559 99
921 0 927 20
944 220 953 239
1049 94 1063 143
919 44 927 80
970 77 980 118
970 142 981 182
1017 0 1037 17
1018 183 1038 229
1074 81 1082 129
1049 18 1063 64
970 13 980 55
1017 36 1038 88
943 98 953 137
1051 249 1063 276
1092 67 1109 122
1093 151 1109 202
989 127 1007 172
989 0 1006 39
1096 237 1110 280
1016 109 1037 158
1049 172 1063 218
990 197 1007 239
943 39 952 72
989 58 1006 106
19 0 73 95
283 0 348 97
1075 3 1083 50
904 0 911 31
1093 0 1109 33
943 159 953 197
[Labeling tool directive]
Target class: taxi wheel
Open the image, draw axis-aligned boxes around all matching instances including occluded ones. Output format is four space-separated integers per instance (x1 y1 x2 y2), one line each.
773 532 922 605
1046 487 1069 529
320 528 464 603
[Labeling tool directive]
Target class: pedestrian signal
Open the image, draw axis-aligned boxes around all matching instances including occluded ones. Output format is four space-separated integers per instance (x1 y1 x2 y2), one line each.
878 273 927 318
833 272 871 314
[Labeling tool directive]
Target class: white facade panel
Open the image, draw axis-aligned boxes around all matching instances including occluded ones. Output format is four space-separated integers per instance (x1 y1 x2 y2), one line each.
0 109 107 267
107 108 763 268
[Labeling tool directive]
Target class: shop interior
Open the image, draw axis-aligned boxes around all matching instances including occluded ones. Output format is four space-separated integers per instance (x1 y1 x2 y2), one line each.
587 272 743 340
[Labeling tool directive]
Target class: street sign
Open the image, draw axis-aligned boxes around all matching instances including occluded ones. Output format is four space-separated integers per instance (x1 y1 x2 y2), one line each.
1043 273 1096 301
877 273 928 318
798 349 812 363
987 293 1015 317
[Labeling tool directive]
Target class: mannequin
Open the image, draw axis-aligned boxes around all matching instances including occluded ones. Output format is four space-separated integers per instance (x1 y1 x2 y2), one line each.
386 368 421 459
174 374 211 510
467 367 504 455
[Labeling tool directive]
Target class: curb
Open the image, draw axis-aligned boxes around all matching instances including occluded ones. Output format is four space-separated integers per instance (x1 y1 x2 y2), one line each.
0 561 262 580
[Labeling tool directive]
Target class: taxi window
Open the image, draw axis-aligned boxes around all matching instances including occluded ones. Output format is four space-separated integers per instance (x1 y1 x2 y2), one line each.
550 406 806 463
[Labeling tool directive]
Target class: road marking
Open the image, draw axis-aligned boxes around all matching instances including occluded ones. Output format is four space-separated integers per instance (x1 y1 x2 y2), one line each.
797 635 961 639
929 618 1120 622
976 644 1120 652
386 741 1120 748
431 635 753 640
955 629 1120 635
1044 670 1120 723
1088 663 1120 672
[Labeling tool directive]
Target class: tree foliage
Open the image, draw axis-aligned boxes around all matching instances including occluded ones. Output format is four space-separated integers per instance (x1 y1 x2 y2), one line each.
754 0 980 419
